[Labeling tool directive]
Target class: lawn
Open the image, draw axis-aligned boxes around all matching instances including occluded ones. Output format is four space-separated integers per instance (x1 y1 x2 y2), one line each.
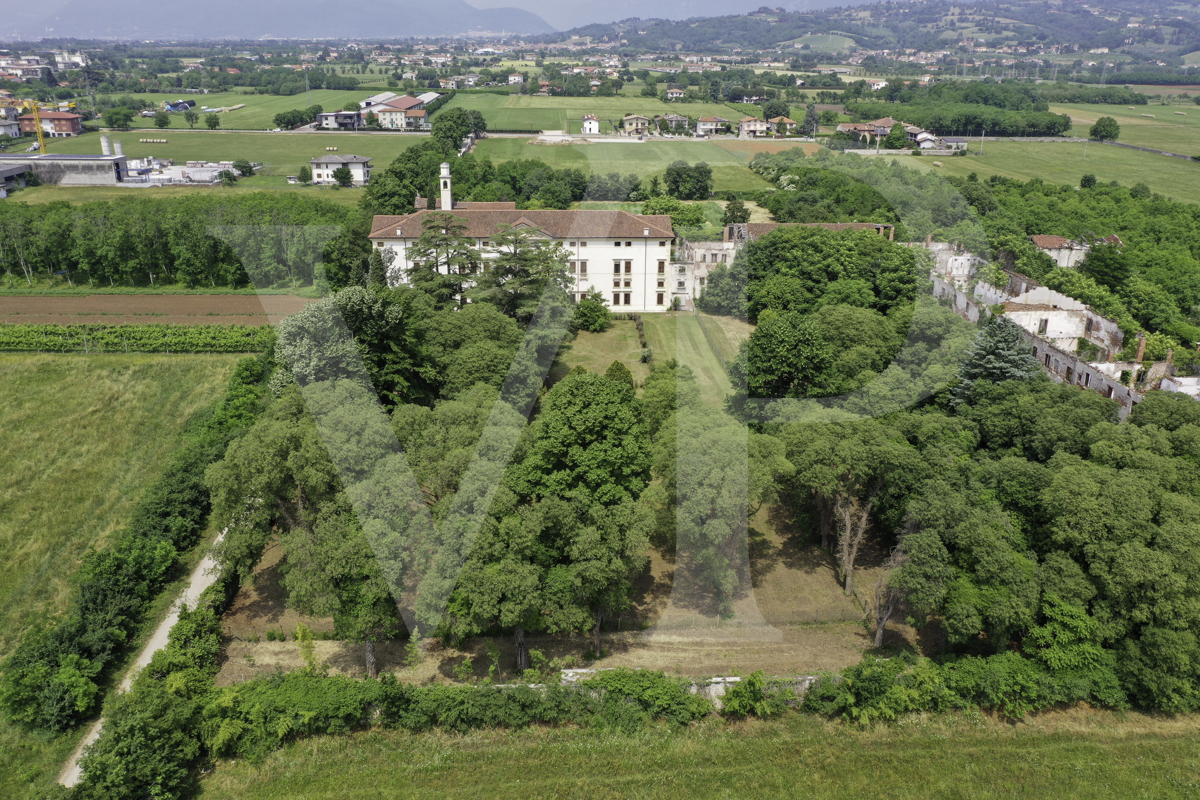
1049 102 1200 154
642 314 732 407
444 93 746 134
473 138 773 192
0 353 240 660
890 141 1200 205
36 129 422 179
92 89 373 130
548 319 651 386
198 709 1200 800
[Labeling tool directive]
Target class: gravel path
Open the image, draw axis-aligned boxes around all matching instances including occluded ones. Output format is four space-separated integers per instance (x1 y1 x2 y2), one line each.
58 532 226 788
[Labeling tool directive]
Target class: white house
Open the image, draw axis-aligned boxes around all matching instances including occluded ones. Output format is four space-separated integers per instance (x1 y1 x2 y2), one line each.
309 154 372 186
368 163 680 312
508 73 526 84
0 120 19 138
317 110 362 130
581 114 601 134
738 117 768 137
696 116 728 135
665 88 685 100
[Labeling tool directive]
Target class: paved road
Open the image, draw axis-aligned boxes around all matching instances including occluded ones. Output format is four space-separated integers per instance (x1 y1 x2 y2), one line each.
58 532 226 788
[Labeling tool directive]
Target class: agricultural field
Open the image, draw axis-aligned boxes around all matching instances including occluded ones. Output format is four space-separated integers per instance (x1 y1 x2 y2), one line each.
92 89 372 130
1126 83 1200 97
1049 102 1200 154
0 295 311 325
198 709 1200 800
473 138 774 192
782 33 857 51
1183 51 1200 66
443 93 746 133
888 141 1200 206
0 353 240 660
35 129 422 180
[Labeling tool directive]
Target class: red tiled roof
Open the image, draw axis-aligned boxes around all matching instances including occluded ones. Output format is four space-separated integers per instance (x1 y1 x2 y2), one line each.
20 112 81 120
1030 234 1071 249
370 209 675 240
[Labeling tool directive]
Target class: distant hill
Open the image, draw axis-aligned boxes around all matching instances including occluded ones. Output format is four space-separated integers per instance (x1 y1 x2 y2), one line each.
8 0 555 39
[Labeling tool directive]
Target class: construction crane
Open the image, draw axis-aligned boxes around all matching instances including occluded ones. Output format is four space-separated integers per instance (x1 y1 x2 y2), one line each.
0 98 63 154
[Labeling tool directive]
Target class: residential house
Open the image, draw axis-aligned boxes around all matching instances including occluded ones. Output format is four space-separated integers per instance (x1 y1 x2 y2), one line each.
369 164 679 312
941 136 969 150
508 73 526 84
695 116 729 136
439 78 458 90
581 114 601 134
402 71 418 81
19 111 82 138
316 110 362 130
665 88 686 100
738 116 768 137
622 114 651 135
375 102 429 130
767 116 796 134
309 154 372 185
0 120 20 138
868 79 889 91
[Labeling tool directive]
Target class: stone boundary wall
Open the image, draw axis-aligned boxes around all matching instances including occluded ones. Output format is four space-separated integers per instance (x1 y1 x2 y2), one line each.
559 669 821 709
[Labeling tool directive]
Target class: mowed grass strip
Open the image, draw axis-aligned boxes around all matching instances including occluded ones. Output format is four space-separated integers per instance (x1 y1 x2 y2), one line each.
444 93 744 134
549 320 650 386
642 314 731 407
198 710 1200 800
0 353 239 660
473 138 772 192
1049 102 1200 154
891 141 1200 205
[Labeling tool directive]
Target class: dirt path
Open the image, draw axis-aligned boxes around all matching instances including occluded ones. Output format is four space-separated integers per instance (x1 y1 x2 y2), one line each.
58 532 226 788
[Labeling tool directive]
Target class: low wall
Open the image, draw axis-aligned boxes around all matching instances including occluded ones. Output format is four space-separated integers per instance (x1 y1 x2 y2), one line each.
560 669 820 709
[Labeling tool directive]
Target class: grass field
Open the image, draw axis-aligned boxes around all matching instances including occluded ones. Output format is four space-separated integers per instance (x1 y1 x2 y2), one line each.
92 89 373 130
891 141 1200 205
198 708 1200 800
1050 102 1200 154
444 93 745 134
549 319 652 386
783 33 857 51
0 353 240 660
473 139 773 192
1126 83 1200 97
642 314 732 407
33 129 421 179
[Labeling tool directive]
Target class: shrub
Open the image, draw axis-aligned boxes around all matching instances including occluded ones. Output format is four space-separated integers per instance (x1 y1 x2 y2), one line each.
572 288 611 332
721 671 786 719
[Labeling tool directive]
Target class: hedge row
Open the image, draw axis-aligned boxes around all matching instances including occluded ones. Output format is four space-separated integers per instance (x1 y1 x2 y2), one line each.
424 89 456 116
0 323 274 353
0 353 273 733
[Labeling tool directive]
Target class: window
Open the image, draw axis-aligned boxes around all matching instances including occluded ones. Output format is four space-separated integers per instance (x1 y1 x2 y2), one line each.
1038 319 1048 335
659 241 667 247
701 253 707 263
569 241 576 247
1083 373 1091 388
614 241 621 247
721 254 727 263
613 262 622 274
580 241 587 247
677 281 685 290
1044 354 1051 367
613 279 621 288
657 292 665 305
1085 318 1094 334
376 241 384 248
569 261 576 272
699 277 706 286
623 293 631 305
657 279 665 288
625 262 632 274
678 266 686 274
625 241 632 247
1065 367 1074 383
624 280 631 288
612 293 620 305
657 262 666 274
578 261 587 275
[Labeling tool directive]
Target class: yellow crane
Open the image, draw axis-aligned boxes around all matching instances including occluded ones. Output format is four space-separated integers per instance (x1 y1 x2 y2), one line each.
0 98 55 154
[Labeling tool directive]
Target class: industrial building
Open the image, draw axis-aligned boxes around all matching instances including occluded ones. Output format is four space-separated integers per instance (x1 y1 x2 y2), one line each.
0 134 128 186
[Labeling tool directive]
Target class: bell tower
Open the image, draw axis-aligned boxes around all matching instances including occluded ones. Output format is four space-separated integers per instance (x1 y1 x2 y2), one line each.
439 162 452 210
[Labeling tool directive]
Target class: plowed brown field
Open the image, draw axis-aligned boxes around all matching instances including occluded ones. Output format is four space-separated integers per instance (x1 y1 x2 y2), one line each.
0 295 314 325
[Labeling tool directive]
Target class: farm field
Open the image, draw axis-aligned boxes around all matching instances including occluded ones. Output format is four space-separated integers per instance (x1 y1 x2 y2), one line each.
0 294 313 325
443 93 745 134
1050 102 1200 153
93 89 371 130
0 353 240 661
473 138 773 192
886 141 1200 205
34 129 422 179
782 33 857 51
199 709 1200 800
1126 83 1200 97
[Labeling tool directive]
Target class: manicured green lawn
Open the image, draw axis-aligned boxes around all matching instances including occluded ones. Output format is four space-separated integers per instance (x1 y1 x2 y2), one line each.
93 89 373 130
549 320 650 386
642 314 731 407
887 141 1200 205
444 93 745 134
37 129 422 178
198 710 1200 800
1049 102 1200 154
473 139 772 192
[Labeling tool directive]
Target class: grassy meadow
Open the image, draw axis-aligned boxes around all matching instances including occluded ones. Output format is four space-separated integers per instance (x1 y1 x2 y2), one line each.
443 93 746 133
92 89 373 130
198 709 1200 800
36 129 422 179
0 353 239 659
1051 101 1200 154
473 138 773 192
883 141 1200 205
